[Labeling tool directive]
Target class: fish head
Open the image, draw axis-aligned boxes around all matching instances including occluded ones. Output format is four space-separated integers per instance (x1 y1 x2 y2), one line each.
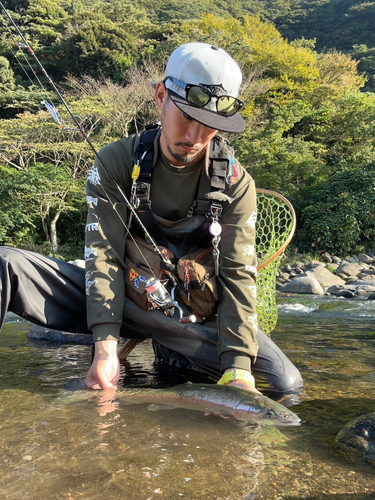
236 394 301 427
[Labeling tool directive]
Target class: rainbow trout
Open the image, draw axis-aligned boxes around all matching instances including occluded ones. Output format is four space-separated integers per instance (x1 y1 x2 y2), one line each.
66 380 301 427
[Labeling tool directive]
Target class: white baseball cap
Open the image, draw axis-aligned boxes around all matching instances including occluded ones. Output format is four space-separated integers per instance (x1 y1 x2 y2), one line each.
164 43 246 133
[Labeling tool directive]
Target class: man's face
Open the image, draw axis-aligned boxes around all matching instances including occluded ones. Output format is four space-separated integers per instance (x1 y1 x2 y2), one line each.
155 83 218 166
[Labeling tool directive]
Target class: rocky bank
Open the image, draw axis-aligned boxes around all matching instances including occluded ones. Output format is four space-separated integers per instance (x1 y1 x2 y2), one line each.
277 249 375 299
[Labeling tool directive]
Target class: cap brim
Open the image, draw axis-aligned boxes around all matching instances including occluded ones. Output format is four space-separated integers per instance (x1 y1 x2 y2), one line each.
167 90 246 133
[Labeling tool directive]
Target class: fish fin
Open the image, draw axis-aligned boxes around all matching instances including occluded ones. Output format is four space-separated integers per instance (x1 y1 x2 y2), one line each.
64 378 87 391
147 403 178 412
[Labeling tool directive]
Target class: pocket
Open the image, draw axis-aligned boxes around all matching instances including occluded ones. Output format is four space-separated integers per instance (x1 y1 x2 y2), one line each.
177 248 219 320
124 235 174 310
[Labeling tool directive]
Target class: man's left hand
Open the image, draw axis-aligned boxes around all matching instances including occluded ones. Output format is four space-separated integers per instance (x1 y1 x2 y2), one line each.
227 379 261 394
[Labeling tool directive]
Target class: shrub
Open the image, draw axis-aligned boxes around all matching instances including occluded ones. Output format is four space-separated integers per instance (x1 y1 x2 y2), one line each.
294 164 375 255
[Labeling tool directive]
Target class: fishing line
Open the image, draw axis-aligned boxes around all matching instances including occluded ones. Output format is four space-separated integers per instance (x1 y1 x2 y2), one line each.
0 18 63 126
0 2 168 276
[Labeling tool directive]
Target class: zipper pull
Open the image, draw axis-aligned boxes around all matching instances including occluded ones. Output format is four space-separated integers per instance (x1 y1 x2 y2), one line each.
183 260 190 301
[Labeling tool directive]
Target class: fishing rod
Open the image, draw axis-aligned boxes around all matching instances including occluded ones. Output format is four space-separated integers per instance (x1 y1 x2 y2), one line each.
0 2 193 322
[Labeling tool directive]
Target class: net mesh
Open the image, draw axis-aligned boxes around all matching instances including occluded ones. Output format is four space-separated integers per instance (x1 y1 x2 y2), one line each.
256 189 296 335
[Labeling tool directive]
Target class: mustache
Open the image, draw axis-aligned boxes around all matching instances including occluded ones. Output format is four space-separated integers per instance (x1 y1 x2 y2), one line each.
175 142 200 151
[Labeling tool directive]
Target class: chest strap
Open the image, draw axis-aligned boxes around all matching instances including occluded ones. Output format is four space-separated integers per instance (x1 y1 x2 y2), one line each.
130 124 231 252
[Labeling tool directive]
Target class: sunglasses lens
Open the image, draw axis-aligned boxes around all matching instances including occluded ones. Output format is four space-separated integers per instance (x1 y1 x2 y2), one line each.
187 86 211 107
217 96 241 116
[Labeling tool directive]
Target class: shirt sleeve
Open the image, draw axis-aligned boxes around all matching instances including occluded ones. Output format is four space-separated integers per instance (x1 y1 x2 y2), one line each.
85 139 133 342
216 165 258 372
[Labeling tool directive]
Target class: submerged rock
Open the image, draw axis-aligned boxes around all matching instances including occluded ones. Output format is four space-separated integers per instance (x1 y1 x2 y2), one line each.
336 413 375 461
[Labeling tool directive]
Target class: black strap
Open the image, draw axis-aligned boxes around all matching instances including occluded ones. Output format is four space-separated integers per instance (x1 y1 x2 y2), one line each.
131 128 231 252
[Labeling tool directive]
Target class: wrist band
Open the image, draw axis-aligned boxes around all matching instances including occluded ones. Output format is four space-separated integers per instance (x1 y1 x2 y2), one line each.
217 368 255 387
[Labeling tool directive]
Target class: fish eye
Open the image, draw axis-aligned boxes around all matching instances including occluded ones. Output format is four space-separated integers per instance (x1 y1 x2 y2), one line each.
265 410 276 418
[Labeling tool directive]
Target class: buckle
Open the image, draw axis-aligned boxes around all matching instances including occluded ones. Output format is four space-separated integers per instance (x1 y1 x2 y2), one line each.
209 201 223 220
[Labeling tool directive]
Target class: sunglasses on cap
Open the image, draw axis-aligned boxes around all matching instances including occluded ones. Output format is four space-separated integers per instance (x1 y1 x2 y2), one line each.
164 76 243 117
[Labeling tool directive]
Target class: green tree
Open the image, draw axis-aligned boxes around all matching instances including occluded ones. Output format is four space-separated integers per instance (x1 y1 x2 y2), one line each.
294 165 375 255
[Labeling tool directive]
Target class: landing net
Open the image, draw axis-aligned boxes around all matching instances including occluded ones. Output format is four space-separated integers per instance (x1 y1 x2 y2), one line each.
256 189 296 335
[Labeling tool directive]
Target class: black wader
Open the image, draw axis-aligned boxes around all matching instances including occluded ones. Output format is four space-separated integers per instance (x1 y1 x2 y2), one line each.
0 246 303 394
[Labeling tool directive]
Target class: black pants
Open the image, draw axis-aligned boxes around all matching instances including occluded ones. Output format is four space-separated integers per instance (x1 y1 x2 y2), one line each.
0 246 303 394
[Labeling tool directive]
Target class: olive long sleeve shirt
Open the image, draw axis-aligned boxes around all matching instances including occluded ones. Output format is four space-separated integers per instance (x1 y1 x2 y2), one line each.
85 132 258 372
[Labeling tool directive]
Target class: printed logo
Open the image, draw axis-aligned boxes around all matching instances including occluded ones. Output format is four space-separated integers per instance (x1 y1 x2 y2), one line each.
86 196 98 206
129 268 139 281
243 244 254 256
85 246 97 261
86 223 99 232
85 271 98 296
248 285 257 299
245 265 257 276
247 314 258 328
246 212 257 229
88 166 101 186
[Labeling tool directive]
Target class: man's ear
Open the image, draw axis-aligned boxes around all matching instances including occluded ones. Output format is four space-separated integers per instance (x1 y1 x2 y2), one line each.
155 82 168 110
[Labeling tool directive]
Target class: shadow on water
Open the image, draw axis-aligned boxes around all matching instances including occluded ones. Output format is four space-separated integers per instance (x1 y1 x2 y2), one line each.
1 297 375 499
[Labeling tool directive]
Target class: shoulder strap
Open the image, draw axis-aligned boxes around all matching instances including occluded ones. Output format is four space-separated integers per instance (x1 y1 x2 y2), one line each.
130 127 233 252
130 122 170 247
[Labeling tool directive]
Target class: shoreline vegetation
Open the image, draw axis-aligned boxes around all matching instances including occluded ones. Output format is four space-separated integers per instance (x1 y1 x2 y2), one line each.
1 1 375 257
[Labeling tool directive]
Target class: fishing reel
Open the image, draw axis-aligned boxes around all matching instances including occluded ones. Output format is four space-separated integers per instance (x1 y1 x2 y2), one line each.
145 278 196 324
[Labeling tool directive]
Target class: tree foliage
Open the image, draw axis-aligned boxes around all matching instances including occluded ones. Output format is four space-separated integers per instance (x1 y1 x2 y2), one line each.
0 2 375 255
294 165 375 256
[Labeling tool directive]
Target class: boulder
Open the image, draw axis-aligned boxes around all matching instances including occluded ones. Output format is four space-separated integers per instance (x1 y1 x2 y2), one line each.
336 413 375 461
369 292 375 301
337 262 361 277
358 253 373 264
279 277 324 295
336 289 355 299
322 252 332 263
298 264 345 287
325 284 356 295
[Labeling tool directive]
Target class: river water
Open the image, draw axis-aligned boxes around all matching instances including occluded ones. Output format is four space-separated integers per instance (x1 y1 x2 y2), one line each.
1 295 375 500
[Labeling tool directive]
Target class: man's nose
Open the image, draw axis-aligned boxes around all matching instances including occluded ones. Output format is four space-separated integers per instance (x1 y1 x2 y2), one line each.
185 121 212 144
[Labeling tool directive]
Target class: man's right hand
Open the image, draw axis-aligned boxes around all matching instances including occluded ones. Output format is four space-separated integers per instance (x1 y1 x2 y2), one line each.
85 340 120 389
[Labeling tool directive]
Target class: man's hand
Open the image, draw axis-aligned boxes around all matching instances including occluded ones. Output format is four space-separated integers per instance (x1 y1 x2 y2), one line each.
227 379 261 394
221 368 262 394
85 340 120 390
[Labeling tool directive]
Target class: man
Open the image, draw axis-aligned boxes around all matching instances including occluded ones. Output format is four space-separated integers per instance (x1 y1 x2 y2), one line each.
0 43 303 394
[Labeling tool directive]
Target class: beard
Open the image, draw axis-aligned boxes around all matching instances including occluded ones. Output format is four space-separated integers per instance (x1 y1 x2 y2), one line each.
167 143 205 165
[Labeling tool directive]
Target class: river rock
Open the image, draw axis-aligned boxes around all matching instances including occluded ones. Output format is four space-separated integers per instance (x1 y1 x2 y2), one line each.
279 277 324 295
336 289 355 299
369 292 375 300
28 325 93 344
332 256 341 264
298 264 345 287
337 262 361 277
336 413 375 461
358 253 373 264
322 252 332 263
